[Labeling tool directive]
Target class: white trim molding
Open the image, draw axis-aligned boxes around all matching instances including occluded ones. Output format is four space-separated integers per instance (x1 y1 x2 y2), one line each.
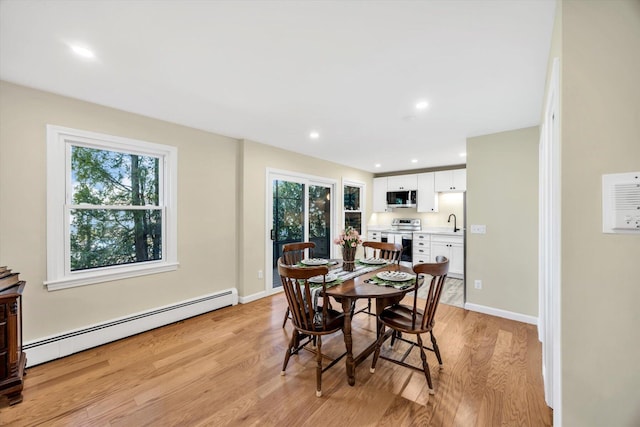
464 302 538 325
45 125 179 290
538 57 562 423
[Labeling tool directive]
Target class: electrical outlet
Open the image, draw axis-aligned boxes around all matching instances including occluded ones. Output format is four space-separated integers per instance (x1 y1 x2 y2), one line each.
471 224 487 234
474 279 482 289
258 270 264 279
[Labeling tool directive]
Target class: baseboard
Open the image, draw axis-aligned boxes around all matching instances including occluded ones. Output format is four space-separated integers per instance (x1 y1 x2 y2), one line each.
24 288 238 367
238 287 284 304
238 290 268 304
464 302 538 325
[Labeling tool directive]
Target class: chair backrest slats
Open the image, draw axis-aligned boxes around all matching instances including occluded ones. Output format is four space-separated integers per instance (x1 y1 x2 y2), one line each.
362 241 402 264
282 242 315 266
411 256 449 331
278 257 330 332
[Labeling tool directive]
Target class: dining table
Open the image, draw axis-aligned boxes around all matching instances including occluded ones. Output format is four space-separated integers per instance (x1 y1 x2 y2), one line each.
321 260 416 386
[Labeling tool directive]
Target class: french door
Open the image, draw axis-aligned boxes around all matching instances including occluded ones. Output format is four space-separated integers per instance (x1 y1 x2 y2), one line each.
267 170 335 292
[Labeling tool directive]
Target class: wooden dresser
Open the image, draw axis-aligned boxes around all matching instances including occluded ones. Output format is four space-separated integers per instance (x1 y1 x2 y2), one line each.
0 268 26 405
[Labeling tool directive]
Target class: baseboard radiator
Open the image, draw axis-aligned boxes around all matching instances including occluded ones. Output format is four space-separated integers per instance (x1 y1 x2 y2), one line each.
23 288 238 367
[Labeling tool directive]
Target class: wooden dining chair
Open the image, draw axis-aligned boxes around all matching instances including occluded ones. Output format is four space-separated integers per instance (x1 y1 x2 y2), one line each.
370 256 449 395
281 242 316 327
356 241 403 316
278 259 346 397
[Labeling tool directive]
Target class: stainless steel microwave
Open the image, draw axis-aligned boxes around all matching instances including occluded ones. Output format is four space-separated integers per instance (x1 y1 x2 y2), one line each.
386 190 417 208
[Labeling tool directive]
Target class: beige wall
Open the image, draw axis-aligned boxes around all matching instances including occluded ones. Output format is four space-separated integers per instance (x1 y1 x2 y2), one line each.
238 139 373 298
560 1 640 426
0 81 239 341
465 127 539 317
0 81 374 343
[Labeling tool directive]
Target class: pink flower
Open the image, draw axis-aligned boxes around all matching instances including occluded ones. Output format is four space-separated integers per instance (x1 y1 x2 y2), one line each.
334 226 361 249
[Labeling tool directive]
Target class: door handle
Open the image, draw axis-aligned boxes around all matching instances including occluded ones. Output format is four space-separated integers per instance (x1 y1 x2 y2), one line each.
270 229 275 240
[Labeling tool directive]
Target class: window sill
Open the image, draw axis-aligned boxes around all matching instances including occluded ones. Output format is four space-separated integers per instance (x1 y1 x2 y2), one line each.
44 262 180 291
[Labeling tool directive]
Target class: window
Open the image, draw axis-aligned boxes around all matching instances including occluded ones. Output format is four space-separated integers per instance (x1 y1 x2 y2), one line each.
46 125 178 290
343 180 365 234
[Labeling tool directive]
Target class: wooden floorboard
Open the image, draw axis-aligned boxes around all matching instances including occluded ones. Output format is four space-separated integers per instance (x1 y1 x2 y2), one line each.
0 294 552 426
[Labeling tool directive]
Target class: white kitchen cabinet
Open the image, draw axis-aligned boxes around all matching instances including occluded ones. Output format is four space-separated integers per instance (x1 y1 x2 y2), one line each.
434 169 466 192
372 177 388 212
430 235 464 277
416 172 438 212
367 230 382 242
412 232 431 264
387 174 418 191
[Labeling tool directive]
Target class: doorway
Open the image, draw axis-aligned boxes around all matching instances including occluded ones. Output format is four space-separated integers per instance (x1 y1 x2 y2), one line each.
266 170 335 293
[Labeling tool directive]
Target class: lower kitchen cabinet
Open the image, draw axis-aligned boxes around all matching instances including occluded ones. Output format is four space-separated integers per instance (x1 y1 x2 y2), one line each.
430 235 464 278
412 232 431 263
367 231 382 242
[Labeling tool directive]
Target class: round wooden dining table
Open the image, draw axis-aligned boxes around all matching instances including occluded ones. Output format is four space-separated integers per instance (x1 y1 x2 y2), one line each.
324 262 415 386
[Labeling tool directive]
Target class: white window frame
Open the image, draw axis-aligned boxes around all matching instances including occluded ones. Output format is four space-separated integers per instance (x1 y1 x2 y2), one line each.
45 125 178 291
342 179 366 234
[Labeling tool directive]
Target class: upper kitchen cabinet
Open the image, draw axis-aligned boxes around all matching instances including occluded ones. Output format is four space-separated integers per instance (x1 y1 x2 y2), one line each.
416 172 438 212
372 177 388 212
387 174 418 191
434 169 466 192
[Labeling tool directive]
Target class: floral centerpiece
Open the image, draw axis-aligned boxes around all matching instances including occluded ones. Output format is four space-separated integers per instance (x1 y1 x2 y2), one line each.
334 226 362 271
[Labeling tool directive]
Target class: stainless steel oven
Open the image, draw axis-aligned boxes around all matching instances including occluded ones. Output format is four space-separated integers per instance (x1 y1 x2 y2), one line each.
380 218 421 266
381 231 413 264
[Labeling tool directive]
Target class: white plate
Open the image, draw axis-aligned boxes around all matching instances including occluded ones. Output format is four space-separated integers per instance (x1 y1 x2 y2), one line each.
301 258 329 266
308 273 338 284
376 271 415 282
360 258 387 265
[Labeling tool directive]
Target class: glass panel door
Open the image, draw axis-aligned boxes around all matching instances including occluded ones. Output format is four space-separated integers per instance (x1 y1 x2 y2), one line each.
268 172 335 292
272 179 305 288
308 185 331 259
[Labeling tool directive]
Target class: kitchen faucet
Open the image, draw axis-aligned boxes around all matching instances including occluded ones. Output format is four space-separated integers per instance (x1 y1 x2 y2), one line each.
448 214 459 233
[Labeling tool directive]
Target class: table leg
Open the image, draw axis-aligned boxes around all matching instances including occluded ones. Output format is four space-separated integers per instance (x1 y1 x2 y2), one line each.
340 297 355 386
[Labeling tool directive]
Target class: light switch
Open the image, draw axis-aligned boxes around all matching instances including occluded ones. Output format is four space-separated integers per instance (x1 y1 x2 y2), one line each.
471 224 486 234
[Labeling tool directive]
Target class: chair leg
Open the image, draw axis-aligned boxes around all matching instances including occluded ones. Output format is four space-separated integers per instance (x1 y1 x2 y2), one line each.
315 335 323 397
430 331 443 365
370 325 386 373
417 334 434 394
282 307 290 328
367 298 372 314
281 329 298 375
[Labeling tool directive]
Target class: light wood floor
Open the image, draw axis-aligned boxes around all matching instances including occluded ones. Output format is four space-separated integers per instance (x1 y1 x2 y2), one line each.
1 294 552 426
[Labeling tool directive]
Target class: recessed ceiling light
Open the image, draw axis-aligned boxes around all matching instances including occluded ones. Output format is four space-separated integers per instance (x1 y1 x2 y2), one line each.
459 152 467 157
309 131 319 139
415 101 429 110
70 45 96 59
374 163 381 168
411 159 418 163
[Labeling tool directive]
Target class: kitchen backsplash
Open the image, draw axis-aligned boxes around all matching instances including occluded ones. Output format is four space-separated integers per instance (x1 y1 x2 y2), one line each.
368 192 464 229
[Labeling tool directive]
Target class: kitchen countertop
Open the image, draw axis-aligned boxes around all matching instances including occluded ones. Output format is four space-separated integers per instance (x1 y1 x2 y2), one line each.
418 228 465 236
367 226 464 236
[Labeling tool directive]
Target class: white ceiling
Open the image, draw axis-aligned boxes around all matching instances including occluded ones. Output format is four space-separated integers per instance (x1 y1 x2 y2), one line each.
0 0 556 173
